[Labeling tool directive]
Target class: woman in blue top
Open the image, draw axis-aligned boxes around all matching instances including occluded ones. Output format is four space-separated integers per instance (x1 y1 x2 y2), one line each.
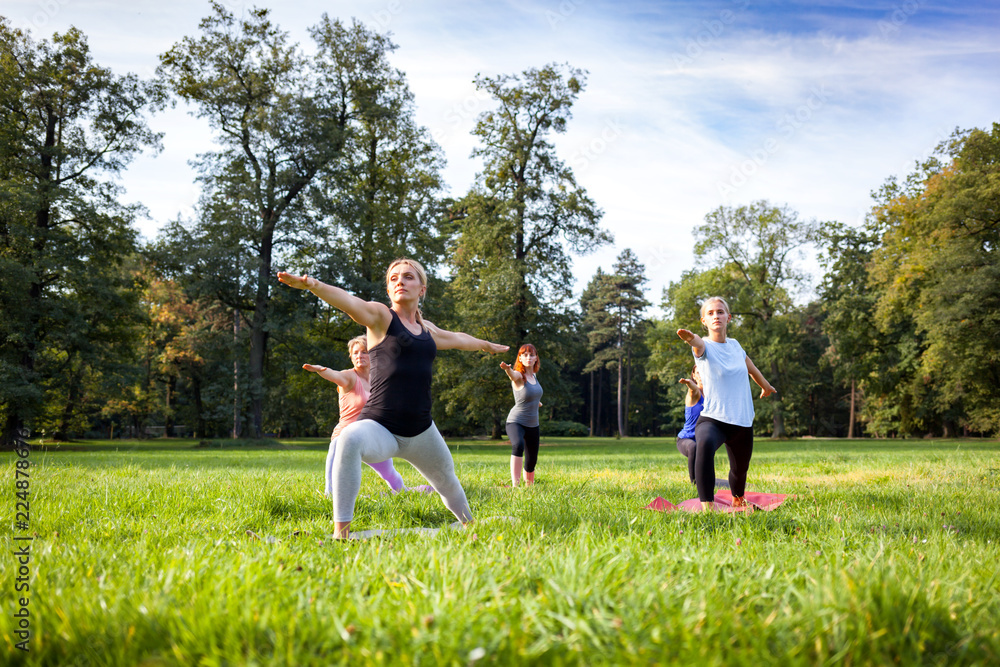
675 365 704 484
500 344 543 487
677 297 776 510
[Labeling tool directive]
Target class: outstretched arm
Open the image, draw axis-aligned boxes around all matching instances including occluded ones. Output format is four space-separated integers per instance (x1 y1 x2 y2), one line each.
745 356 777 398
278 273 391 334
425 321 509 354
677 329 706 358
678 377 702 405
500 361 524 386
301 364 357 391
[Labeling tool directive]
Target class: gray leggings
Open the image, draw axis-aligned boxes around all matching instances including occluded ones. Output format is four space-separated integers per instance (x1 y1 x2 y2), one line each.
333 419 473 524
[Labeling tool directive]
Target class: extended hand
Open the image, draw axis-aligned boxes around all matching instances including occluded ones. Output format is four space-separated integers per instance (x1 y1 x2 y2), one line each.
277 272 315 290
500 361 511 370
678 378 697 389
302 364 327 373
677 329 695 344
484 342 510 355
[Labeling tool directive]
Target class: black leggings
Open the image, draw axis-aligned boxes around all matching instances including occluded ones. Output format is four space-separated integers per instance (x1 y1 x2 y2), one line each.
694 416 753 502
506 422 540 472
677 436 726 484
676 438 697 483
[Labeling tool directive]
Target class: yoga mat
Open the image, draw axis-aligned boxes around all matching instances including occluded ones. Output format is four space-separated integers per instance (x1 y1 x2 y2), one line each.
646 489 790 513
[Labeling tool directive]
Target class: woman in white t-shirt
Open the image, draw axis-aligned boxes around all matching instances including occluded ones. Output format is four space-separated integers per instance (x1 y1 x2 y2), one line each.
677 297 776 510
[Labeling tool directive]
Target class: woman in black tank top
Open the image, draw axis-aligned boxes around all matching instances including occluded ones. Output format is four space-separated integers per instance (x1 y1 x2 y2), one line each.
357 308 437 436
279 259 508 538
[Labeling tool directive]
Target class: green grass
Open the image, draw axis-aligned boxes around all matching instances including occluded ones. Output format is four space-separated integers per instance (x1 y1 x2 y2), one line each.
2 437 1000 665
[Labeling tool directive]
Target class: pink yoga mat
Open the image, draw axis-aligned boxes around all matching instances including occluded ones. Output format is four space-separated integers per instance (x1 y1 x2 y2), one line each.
645 489 790 513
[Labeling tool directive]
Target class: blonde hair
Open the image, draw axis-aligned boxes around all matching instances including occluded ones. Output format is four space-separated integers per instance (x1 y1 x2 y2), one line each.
347 335 367 355
700 296 731 318
385 258 428 330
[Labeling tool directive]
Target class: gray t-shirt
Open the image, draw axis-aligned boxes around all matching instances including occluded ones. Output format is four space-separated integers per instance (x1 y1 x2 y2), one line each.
505 377 543 427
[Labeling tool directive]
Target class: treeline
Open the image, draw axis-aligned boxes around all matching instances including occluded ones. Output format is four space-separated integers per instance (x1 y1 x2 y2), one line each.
2 7 998 443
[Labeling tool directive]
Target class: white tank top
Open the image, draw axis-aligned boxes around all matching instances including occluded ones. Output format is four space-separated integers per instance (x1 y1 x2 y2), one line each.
694 338 754 428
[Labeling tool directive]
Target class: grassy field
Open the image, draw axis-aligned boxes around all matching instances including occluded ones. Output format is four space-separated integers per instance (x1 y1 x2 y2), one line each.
2 436 999 665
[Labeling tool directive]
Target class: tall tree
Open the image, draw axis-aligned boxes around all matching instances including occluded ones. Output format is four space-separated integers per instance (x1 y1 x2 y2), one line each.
581 268 615 436
37 256 147 441
818 222 880 437
440 63 611 435
309 67 447 302
868 124 1000 435
142 273 232 438
455 63 609 338
0 21 164 445
611 249 651 436
581 251 649 437
691 201 819 437
157 4 400 437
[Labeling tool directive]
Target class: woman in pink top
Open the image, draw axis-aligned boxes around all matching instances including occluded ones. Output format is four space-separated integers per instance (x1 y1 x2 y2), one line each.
304 335 406 495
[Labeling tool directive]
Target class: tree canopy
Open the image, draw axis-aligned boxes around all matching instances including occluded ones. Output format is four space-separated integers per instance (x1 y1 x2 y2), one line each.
3 15 999 442
0 19 164 445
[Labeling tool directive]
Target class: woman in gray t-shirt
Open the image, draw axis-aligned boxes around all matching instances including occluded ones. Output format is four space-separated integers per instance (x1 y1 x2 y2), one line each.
500 344 544 487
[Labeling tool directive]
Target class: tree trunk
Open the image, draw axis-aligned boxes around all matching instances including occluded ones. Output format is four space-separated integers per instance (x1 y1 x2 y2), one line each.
769 359 786 438
361 135 378 296
625 347 632 437
848 378 856 439
2 415 26 449
164 375 176 437
248 300 268 439
55 366 82 441
248 222 274 439
589 371 594 436
232 309 241 438
192 374 206 439
596 369 603 437
616 360 624 438
3 113 57 450
808 390 816 437
514 226 529 345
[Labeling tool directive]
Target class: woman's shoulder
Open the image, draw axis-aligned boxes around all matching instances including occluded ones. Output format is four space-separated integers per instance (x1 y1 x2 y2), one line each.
337 368 360 392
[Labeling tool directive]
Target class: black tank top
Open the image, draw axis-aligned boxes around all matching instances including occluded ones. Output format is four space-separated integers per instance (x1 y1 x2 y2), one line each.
357 309 436 436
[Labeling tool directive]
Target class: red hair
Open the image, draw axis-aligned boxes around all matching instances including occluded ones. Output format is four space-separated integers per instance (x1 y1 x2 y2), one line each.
513 344 540 373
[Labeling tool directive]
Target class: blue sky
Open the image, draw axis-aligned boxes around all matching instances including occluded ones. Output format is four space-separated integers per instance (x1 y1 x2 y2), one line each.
6 0 1000 308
